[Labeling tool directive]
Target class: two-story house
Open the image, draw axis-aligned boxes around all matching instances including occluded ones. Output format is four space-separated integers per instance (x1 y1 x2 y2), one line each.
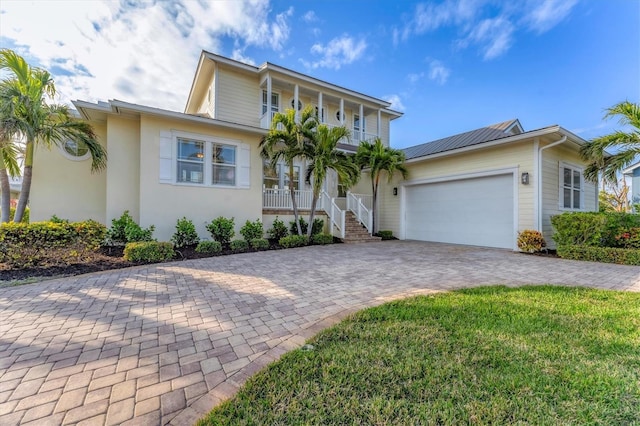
30 51 401 241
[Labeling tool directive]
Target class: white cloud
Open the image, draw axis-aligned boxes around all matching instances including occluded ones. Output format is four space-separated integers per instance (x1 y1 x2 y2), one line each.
383 94 405 112
0 0 293 111
428 60 451 84
304 35 367 70
397 0 484 42
407 72 425 84
524 0 579 34
463 17 514 60
303 10 318 23
231 49 257 66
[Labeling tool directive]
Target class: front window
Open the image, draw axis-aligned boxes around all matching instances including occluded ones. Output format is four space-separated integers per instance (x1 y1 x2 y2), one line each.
561 165 582 209
177 138 205 184
263 162 300 190
212 144 236 186
176 138 237 186
262 91 279 115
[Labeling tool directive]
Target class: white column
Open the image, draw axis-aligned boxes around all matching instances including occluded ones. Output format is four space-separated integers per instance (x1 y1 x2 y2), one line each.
359 104 364 142
317 92 323 122
294 84 299 122
339 98 344 125
377 109 381 140
266 74 272 124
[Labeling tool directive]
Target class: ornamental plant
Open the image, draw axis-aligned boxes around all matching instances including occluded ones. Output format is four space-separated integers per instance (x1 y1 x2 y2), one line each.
240 219 264 242
267 217 288 241
517 230 546 253
171 217 199 248
206 216 235 246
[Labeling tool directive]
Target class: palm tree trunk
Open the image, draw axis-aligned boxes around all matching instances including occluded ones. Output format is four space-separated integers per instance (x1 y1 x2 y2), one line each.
371 174 378 234
288 163 302 235
0 167 10 223
307 193 319 238
14 141 32 222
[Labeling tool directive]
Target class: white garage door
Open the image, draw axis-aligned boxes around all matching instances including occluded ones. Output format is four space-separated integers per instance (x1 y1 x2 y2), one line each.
405 173 514 249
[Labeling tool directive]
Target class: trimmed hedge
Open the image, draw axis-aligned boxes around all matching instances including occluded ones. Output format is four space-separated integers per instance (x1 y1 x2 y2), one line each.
0 207 30 223
375 230 394 240
195 240 222 255
123 241 174 262
311 233 334 245
250 238 269 250
0 220 106 267
551 212 640 247
230 239 249 253
279 235 309 248
557 245 640 266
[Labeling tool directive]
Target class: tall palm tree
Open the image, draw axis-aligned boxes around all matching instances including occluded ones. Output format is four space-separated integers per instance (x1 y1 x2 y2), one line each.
355 138 408 233
0 138 21 222
581 101 640 183
0 49 107 222
304 124 359 237
260 105 317 235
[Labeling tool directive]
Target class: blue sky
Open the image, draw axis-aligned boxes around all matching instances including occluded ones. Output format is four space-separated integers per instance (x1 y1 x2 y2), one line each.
1 0 638 149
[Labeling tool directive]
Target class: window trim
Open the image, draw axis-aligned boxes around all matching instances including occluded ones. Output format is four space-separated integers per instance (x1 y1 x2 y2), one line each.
59 139 91 161
172 131 242 188
262 160 301 190
261 90 280 116
558 162 584 211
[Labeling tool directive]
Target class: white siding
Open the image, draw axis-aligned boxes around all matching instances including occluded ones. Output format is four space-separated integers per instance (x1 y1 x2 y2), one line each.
215 68 260 127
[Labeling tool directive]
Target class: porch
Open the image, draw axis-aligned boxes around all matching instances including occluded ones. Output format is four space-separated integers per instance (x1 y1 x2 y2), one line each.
262 188 374 239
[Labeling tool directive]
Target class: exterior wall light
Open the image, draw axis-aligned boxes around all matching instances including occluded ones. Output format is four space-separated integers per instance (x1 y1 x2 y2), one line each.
521 172 529 185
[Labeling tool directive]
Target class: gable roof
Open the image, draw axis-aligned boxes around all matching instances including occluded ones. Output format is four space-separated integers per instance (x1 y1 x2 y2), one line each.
403 119 526 160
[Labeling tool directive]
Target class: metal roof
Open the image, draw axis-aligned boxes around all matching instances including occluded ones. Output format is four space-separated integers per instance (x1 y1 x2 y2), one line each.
403 119 525 160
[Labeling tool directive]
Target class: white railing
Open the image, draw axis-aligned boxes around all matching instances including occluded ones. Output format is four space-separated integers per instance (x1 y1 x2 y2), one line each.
347 192 373 233
352 131 378 144
263 188 314 210
321 191 345 238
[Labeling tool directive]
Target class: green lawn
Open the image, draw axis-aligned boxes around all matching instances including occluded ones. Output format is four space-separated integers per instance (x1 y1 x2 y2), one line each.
199 286 640 425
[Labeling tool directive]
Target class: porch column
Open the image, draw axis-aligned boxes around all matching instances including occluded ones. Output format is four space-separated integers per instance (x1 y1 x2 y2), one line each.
339 98 344 125
359 103 364 142
266 74 272 124
294 84 299 123
317 91 323 122
377 109 381 139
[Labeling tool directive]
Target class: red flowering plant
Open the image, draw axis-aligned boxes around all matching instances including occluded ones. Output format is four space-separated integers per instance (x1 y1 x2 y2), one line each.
614 227 640 249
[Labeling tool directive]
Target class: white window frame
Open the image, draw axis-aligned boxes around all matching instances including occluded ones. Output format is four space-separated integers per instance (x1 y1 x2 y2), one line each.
59 139 91 161
169 131 246 189
263 161 301 190
559 162 584 211
261 90 280 116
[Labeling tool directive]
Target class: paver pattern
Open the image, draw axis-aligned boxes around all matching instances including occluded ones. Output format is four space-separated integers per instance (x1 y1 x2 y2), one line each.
1 241 639 425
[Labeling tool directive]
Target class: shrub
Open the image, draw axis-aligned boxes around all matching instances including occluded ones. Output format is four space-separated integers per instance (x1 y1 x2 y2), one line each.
206 216 235 246
0 219 106 268
123 241 174 262
230 239 249 253
312 233 334 245
375 230 394 240
551 212 640 248
250 238 269 250
517 230 546 253
195 240 222 255
105 211 155 245
171 217 199 248
557 245 640 266
614 227 640 249
267 217 288 241
49 214 69 223
0 206 29 223
289 217 324 236
279 235 309 248
240 219 264 242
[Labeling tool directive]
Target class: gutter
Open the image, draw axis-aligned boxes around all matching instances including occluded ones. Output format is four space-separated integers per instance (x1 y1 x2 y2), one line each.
536 135 567 231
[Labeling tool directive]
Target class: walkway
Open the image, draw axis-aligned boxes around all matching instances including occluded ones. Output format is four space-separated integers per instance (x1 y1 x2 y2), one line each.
0 241 639 425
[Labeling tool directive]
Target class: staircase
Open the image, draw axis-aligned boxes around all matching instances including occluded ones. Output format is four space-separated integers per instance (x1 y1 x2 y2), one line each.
342 213 382 243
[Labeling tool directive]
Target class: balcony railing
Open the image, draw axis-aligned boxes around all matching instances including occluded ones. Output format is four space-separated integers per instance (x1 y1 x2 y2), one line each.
263 188 315 210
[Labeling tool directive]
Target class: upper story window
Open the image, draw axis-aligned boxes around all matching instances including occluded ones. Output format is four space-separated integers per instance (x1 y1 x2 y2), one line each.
290 99 303 111
353 114 365 132
560 163 583 210
262 91 279 116
61 139 91 161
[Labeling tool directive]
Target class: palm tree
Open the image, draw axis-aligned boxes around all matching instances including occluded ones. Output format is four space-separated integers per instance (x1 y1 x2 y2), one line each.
304 124 359 237
260 105 318 235
355 138 408 234
581 101 640 183
0 138 21 222
0 49 107 222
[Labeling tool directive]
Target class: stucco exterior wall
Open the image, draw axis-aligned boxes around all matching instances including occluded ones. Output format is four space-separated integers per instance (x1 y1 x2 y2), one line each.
138 115 264 241
541 143 598 248
106 116 140 223
376 141 536 238
30 124 107 223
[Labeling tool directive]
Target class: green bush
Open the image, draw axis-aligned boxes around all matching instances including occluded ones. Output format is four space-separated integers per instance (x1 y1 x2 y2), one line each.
171 217 199 248
312 233 334 245
557 245 640 266
289 217 324 236
0 206 30 223
551 212 640 248
250 238 269 250
206 216 235 246
123 241 174 262
230 239 249 253
240 219 264 242
195 240 222 255
517 230 546 253
279 235 309 248
614 228 640 249
105 211 155 245
0 219 106 268
375 230 394 240
267 217 288 241
49 214 69 223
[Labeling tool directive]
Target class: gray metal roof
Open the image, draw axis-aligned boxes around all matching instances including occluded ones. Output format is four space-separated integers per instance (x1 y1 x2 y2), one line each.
403 119 524 160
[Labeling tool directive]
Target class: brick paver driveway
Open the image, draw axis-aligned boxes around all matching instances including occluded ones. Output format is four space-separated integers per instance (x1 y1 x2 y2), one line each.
1 241 639 425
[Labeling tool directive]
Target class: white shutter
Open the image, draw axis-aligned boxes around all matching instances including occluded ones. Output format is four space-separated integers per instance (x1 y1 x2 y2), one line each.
237 143 251 188
159 131 173 183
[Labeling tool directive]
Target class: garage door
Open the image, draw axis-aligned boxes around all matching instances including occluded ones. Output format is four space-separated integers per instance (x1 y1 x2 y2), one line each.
404 173 514 249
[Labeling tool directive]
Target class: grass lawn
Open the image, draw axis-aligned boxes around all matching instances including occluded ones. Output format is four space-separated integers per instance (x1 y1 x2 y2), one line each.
199 285 640 425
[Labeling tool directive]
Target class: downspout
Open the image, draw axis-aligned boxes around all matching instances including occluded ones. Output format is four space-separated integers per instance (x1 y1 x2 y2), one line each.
537 135 567 231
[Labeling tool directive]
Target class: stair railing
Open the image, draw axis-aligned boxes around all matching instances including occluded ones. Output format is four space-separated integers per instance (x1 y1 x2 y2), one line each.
320 191 345 238
346 192 373 234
